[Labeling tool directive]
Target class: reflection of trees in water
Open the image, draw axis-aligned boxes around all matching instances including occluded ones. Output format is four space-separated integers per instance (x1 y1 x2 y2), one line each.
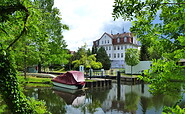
24 88 66 114
125 91 140 113
140 97 152 114
139 82 182 113
81 87 111 113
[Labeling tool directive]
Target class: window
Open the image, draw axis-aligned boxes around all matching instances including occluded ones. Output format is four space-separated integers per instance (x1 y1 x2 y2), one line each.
121 46 123 50
102 41 103 44
108 40 109 43
105 40 106 44
125 45 127 50
117 37 120 43
117 53 120 58
124 36 127 42
109 54 111 58
121 53 123 58
106 46 108 50
114 53 116 58
114 46 116 50
109 46 111 50
117 46 120 50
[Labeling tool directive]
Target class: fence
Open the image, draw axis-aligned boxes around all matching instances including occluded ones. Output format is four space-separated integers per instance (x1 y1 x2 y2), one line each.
85 69 125 77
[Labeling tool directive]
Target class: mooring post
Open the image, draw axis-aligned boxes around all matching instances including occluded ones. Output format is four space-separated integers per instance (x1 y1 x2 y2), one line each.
89 68 93 79
117 71 121 100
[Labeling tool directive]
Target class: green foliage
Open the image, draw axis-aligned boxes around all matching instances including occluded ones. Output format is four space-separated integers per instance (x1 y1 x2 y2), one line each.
0 0 69 113
0 0 70 73
0 49 34 113
28 98 51 114
72 54 102 70
125 48 140 66
71 45 102 70
113 3 185 113
140 44 150 61
113 0 185 62
163 105 185 114
96 47 111 70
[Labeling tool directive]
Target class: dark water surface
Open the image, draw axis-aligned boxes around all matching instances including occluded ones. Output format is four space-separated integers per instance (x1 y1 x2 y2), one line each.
24 83 185 114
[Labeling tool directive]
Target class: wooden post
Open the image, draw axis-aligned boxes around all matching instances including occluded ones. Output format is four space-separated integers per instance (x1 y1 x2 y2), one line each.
117 71 121 100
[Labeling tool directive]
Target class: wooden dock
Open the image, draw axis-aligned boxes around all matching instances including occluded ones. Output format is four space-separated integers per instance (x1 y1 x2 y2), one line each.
85 78 112 88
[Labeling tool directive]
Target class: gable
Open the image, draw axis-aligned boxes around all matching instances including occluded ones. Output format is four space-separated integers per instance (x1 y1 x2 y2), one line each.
99 32 112 45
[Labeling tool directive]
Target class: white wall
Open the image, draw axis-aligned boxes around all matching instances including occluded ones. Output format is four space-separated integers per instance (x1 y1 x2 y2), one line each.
125 61 152 74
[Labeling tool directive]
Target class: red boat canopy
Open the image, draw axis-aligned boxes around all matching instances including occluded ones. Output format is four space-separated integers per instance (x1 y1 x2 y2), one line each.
52 71 85 85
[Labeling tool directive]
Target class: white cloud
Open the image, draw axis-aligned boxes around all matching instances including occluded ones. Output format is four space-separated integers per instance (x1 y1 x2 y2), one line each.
54 0 131 51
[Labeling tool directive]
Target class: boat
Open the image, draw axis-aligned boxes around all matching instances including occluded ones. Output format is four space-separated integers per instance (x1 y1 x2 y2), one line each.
51 71 86 89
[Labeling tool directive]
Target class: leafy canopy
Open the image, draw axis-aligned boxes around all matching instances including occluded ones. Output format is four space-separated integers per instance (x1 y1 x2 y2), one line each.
125 48 140 66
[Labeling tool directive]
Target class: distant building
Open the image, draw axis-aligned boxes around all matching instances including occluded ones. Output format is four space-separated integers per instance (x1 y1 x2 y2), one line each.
93 32 140 68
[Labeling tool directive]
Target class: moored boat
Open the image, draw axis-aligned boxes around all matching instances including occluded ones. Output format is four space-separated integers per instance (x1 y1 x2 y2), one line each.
51 71 85 89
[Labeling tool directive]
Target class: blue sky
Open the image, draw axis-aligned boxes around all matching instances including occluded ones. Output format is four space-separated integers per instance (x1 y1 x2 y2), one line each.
54 0 132 51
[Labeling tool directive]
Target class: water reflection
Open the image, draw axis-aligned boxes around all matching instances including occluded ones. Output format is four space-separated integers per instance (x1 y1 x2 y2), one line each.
53 86 85 107
23 82 185 114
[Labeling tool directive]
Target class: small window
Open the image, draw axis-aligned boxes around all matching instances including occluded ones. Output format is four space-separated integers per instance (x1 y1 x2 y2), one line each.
121 46 123 50
108 40 109 43
109 46 111 50
117 53 120 58
102 41 103 44
114 53 116 58
105 40 106 44
121 53 123 58
124 36 127 42
125 45 127 50
117 46 120 50
114 46 116 50
109 54 111 58
117 38 120 43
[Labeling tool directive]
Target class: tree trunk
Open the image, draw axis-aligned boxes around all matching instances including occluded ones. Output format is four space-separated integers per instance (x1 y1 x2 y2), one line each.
38 62 41 73
131 65 132 77
24 45 27 79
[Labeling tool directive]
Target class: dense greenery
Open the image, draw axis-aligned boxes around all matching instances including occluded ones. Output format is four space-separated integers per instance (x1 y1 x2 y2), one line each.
96 47 111 70
0 0 69 113
113 0 185 113
72 45 102 70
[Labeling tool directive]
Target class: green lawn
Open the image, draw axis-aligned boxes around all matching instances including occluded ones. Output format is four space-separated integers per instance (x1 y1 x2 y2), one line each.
17 75 52 87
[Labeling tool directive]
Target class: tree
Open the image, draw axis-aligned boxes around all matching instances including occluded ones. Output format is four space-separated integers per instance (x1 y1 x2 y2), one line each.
113 1 185 112
140 44 150 61
72 45 102 70
125 48 140 76
0 0 68 113
96 47 111 70
113 0 185 74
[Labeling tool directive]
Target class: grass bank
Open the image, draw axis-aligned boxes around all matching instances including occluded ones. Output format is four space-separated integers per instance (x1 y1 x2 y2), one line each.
17 75 53 87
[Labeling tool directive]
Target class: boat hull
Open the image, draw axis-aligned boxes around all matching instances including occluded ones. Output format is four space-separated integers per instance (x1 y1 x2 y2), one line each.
53 82 85 90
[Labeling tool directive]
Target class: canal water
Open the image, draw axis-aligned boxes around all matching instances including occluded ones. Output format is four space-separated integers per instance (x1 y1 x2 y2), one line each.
24 83 185 114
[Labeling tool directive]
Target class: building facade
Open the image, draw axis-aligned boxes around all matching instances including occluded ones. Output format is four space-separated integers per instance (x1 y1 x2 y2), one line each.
93 32 139 68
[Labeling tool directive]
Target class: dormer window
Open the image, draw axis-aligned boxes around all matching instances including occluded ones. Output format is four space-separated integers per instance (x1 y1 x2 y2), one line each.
124 36 127 42
117 37 120 43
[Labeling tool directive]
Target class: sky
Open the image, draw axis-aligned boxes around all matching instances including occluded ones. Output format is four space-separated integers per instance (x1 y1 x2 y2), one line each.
54 0 132 51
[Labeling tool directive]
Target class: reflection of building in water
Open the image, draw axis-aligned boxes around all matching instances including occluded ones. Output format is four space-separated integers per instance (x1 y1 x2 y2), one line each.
101 83 152 113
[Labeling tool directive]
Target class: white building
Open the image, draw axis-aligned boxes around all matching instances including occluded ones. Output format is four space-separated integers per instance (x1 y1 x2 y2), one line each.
93 32 140 68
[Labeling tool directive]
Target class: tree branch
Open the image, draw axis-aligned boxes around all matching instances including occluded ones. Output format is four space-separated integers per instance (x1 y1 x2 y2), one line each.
6 4 29 50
